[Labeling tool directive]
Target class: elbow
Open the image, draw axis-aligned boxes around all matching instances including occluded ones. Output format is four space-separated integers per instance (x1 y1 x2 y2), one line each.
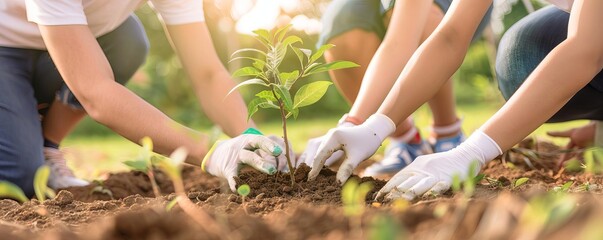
75 83 112 123
565 37 603 72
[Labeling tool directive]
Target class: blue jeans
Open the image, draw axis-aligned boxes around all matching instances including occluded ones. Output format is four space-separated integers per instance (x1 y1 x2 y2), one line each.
0 15 148 196
497 6 603 122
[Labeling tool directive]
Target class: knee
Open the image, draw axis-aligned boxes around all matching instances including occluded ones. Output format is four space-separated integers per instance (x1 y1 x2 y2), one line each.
0 150 44 198
112 36 149 86
495 21 534 101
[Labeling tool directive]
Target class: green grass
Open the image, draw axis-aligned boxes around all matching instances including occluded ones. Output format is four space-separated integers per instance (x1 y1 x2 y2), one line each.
63 102 587 180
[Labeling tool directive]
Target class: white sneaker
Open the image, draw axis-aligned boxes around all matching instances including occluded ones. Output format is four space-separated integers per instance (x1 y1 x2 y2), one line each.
44 147 89 189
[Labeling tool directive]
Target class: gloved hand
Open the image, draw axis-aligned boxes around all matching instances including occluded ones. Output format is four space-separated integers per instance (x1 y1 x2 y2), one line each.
202 128 283 192
308 114 396 184
298 114 357 167
374 130 502 201
266 135 295 172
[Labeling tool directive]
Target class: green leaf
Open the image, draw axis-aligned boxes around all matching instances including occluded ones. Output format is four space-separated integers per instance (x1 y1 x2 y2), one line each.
281 35 302 49
34 165 51 202
304 61 360 76
274 24 292 43
227 78 268 96
237 184 251 197
310 44 335 64
232 67 263 78
231 48 267 58
285 108 299 119
252 29 272 46
247 97 275 120
280 70 300 89
0 181 28 203
255 90 277 102
124 159 149 172
292 47 312 65
274 85 294 112
293 81 332 109
252 60 265 71
229 56 266 65
514 177 529 188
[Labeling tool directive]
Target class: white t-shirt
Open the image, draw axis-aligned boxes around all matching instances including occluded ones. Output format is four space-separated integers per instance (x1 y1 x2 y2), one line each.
0 0 204 50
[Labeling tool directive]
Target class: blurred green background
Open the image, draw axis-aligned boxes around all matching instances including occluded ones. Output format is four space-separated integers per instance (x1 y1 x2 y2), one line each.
63 0 585 179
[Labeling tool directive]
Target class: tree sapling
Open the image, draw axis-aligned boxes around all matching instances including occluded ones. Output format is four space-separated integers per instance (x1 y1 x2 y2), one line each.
229 24 359 185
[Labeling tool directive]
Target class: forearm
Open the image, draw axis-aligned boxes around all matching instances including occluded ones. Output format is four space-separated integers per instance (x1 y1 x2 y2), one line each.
349 0 432 120
193 70 255 137
482 40 603 150
90 81 208 163
40 25 208 164
376 0 492 124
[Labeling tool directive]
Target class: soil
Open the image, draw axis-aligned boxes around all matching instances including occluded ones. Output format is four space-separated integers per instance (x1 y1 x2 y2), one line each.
1 138 603 239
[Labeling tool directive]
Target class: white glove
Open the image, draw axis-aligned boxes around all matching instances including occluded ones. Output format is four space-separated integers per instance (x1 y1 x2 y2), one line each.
202 128 283 192
298 114 356 167
375 130 502 201
266 135 295 172
308 114 396 184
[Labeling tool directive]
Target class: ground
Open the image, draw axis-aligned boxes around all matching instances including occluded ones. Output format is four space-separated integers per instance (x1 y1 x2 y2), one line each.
1 137 602 239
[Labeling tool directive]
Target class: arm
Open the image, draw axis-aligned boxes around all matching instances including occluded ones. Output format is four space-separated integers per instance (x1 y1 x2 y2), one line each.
39 25 208 164
164 22 254 137
481 0 603 150
376 0 492 123
348 0 434 120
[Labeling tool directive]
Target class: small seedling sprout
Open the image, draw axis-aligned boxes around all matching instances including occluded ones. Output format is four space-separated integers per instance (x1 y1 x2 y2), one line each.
513 177 529 190
33 165 56 202
553 181 573 193
0 181 28 203
342 179 373 238
229 24 358 185
237 184 251 203
123 137 161 197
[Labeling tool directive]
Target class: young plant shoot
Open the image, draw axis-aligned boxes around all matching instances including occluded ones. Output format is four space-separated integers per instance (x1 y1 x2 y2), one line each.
123 137 161 197
34 165 56 202
229 24 358 184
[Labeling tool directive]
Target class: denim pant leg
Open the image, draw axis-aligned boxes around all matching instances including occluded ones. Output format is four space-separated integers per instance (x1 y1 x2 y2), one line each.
496 6 603 122
38 15 149 111
0 48 45 197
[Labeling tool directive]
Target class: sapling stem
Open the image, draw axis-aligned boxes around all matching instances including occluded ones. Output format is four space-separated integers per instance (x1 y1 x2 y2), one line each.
147 168 161 198
276 96 295 186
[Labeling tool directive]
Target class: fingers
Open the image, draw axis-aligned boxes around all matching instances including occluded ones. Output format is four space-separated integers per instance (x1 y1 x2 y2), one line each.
335 157 362 185
246 135 282 156
427 181 451 196
308 133 343 181
224 172 238 192
374 172 413 200
385 177 437 201
239 150 277 175
325 151 344 166
547 129 573 138
299 140 319 167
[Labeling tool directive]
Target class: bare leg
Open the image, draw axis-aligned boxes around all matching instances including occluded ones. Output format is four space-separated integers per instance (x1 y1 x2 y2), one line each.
42 99 86 145
324 29 381 104
422 6 461 138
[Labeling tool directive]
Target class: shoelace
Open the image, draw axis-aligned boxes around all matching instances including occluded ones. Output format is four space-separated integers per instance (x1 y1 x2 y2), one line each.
44 148 76 177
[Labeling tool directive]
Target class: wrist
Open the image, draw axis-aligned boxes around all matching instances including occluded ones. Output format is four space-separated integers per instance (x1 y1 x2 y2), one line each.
338 113 364 126
364 114 396 142
460 129 502 165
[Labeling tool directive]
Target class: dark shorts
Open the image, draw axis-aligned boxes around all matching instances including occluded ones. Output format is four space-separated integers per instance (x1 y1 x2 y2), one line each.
318 0 492 47
496 6 603 122
0 15 148 196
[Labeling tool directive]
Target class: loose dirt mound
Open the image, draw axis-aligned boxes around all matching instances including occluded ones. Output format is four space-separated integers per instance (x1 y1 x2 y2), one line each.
1 139 603 239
